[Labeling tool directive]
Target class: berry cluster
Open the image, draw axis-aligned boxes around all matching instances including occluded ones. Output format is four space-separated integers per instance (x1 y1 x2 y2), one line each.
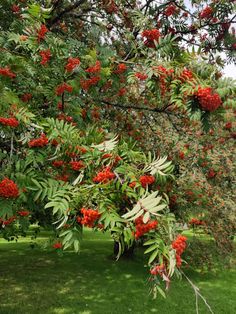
224 122 232 130
189 218 205 226
102 153 113 159
113 63 127 74
77 208 101 228
139 175 155 188
77 146 88 154
135 72 148 80
179 69 194 82
0 178 19 198
118 88 126 96
141 29 161 48
0 66 16 79
0 117 19 127
56 82 73 95
179 151 185 160
53 242 62 249
55 174 69 182
134 216 158 239
199 6 213 19
207 168 217 179
40 49 51 65
37 24 48 42
11 4 20 13
129 181 137 188
80 76 100 91
93 166 115 183
21 93 32 102
164 4 177 17
28 133 49 148
153 65 174 95
52 160 64 168
85 60 101 73
196 87 222 112
172 235 187 267
65 57 80 72
57 113 74 123
0 216 16 226
17 210 30 217
150 264 165 276
113 155 122 166
70 161 85 171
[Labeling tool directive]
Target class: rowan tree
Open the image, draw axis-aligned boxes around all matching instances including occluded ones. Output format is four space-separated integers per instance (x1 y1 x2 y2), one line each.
0 0 235 302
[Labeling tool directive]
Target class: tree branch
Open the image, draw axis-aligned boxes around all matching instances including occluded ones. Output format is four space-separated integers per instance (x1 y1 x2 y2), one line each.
48 0 88 27
180 270 214 314
101 99 173 114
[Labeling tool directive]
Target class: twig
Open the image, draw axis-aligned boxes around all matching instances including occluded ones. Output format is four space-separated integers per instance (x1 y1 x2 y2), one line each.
10 131 14 163
180 270 214 314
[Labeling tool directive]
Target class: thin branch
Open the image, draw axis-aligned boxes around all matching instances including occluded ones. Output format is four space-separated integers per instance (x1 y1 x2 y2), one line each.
10 131 14 163
180 270 214 314
101 99 173 114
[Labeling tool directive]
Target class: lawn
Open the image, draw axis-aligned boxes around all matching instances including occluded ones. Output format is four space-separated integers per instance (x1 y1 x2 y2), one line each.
0 229 235 314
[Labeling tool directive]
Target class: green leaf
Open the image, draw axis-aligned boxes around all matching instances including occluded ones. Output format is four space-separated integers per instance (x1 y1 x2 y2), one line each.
148 250 158 264
144 244 158 254
156 285 166 299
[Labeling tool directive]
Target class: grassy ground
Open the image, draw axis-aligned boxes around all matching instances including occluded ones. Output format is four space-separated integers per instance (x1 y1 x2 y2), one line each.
0 230 235 314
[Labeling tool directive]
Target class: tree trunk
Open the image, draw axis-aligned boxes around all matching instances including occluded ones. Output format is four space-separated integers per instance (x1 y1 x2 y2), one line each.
113 240 135 259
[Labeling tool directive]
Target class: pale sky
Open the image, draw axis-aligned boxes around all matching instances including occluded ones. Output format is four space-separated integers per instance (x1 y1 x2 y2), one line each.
223 63 236 79
184 0 236 79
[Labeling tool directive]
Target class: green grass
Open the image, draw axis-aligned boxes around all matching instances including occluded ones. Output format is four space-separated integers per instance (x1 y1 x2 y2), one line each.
0 230 235 314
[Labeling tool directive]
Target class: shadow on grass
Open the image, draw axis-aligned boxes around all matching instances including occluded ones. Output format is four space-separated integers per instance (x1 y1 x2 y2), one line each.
0 231 235 314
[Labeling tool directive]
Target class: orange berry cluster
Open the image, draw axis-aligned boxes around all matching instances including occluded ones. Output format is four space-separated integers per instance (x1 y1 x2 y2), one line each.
77 208 101 228
172 235 187 267
135 72 148 80
113 63 127 74
150 264 165 276
80 76 100 91
85 61 101 73
189 218 205 226
0 66 16 79
0 178 19 198
0 216 16 226
164 4 177 17
196 87 222 112
142 29 161 48
53 242 62 249
135 216 158 239
93 166 115 183
65 57 80 72
52 160 64 168
199 6 213 19
139 175 155 188
17 210 30 217
0 117 19 127
70 161 85 171
37 24 48 42
28 133 48 148
56 82 73 95
40 49 51 65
